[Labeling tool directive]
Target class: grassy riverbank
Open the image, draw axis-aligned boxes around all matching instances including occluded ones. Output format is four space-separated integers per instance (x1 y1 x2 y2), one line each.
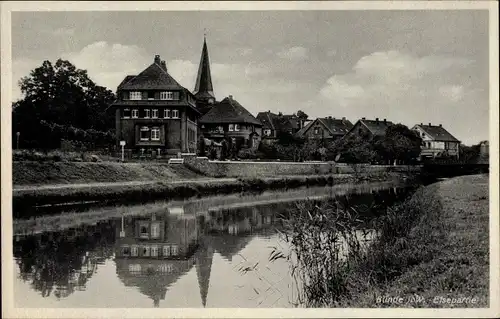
281 174 489 308
13 161 203 185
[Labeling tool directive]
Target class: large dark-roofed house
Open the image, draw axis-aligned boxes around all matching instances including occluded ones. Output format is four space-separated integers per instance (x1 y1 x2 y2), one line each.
295 116 353 140
345 117 394 139
199 95 263 149
112 55 200 155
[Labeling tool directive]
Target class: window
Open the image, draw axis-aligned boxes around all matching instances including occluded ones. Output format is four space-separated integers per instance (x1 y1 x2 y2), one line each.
163 245 171 257
314 127 319 135
151 245 159 257
144 109 151 118
152 109 159 118
234 124 240 131
217 126 224 133
159 264 173 273
171 245 178 256
131 245 139 257
140 127 150 141
172 110 179 118
142 246 150 257
151 127 160 141
160 91 174 100
151 222 160 238
122 245 131 256
229 124 234 131
123 108 131 119
130 91 142 100
264 129 271 136
131 109 139 118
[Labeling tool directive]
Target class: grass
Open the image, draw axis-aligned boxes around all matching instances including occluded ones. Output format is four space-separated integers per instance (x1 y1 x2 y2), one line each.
273 174 489 308
13 161 203 185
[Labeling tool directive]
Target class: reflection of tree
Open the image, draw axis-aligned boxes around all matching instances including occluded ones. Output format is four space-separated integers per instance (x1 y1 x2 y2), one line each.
13 222 116 299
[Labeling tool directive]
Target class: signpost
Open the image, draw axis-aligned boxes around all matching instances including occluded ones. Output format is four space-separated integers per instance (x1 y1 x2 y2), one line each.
16 132 20 149
120 140 126 162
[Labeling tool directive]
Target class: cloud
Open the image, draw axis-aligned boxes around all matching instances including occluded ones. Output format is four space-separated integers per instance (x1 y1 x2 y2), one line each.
276 46 309 60
52 27 76 37
316 50 487 144
439 85 464 102
61 41 150 90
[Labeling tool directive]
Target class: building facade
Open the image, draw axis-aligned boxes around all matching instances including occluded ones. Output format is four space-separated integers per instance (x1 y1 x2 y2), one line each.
411 123 460 159
112 55 200 155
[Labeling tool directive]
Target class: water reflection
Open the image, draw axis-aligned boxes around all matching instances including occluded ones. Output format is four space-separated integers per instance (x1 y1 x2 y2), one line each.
13 183 418 308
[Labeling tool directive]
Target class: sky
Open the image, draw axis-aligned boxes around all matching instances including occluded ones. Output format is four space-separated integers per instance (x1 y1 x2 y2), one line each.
11 9 490 145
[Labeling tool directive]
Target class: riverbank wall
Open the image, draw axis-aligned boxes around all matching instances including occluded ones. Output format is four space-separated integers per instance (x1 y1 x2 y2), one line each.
182 154 421 178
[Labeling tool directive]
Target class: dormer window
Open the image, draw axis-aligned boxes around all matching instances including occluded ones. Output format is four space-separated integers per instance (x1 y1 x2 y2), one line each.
160 91 174 100
130 91 142 100
234 124 240 131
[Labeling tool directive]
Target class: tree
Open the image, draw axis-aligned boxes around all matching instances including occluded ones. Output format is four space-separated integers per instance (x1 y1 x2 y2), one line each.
328 135 376 164
296 110 308 120
382 124 422 164
12 59 116 149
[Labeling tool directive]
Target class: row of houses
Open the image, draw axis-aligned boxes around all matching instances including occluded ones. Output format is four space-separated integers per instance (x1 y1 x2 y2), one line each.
111 37 460 160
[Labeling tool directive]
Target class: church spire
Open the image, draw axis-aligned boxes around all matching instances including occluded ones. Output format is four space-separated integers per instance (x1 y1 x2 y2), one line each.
194 34 215 103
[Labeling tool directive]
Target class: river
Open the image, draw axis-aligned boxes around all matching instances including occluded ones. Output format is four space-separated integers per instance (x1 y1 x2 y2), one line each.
12 180 420 308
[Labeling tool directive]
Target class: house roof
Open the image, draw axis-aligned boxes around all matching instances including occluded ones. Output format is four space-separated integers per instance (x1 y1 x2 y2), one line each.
199 96 262 126
413 124 460 142
359 119 394 137
256 112 301 132
256 112 276 130
118 55 185 91
295 117 353 138
295 120 314 137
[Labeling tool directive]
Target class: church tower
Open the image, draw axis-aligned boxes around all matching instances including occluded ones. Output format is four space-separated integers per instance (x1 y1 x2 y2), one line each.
194 35 216 115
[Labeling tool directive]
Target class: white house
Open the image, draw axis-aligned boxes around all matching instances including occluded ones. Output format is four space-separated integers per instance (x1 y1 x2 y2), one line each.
411 123 460 160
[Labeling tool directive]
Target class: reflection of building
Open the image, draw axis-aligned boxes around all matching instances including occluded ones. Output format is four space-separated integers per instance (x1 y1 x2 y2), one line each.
194 238 214 307
114 209 199 259
114 209 201 307
202 206 276 261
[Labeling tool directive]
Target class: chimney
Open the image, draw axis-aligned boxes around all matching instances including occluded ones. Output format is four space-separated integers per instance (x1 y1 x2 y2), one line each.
429 123 432 126
342 117 346 120
375 117 379 123
439 124 442 127
154 54 161 64
229 95 233 100
161 60 167 71
383 119 386 124
420 123 423 126
328 116 332 119
362 117 366 120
